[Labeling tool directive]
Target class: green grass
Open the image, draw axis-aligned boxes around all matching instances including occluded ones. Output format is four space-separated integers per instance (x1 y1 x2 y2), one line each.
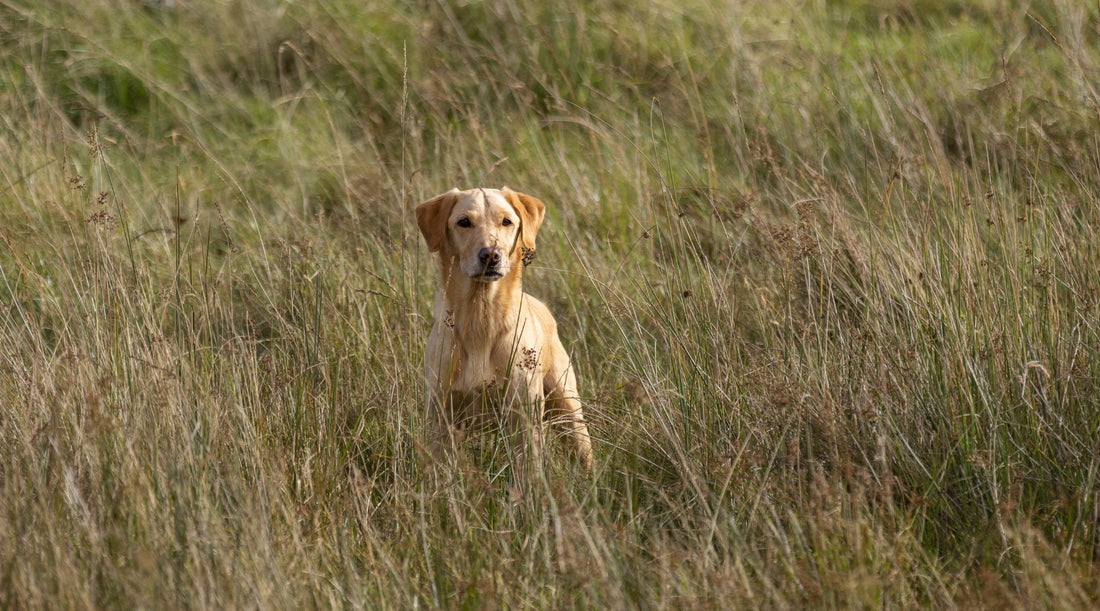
2 0 1099 607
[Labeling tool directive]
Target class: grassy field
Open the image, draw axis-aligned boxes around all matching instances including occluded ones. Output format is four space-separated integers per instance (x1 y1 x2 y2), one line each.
2 0 1099 607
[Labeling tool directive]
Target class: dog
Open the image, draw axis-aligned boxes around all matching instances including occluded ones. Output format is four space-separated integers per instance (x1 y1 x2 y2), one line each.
416 187 594 478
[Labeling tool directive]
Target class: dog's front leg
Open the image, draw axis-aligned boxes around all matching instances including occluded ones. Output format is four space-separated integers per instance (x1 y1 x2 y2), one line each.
504 372 546 498
424 325 468 478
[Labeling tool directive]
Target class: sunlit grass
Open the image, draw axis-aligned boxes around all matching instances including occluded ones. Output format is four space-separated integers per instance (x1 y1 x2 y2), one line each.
1 0 1098 607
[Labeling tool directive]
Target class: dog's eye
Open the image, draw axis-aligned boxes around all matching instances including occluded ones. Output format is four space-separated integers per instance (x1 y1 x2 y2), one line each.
456 218 472 228
501 218 513 226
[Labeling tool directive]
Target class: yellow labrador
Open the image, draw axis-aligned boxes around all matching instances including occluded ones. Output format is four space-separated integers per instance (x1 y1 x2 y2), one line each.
416 187 594 475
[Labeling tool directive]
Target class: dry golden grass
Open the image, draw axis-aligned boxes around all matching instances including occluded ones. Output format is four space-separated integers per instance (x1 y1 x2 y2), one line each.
1 0 1098 607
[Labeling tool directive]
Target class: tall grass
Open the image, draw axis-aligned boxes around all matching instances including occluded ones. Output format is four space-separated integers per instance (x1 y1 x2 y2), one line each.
1 0 1098 607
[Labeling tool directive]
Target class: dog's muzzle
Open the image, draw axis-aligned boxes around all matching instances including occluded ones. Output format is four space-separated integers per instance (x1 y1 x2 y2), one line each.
473 247 504 280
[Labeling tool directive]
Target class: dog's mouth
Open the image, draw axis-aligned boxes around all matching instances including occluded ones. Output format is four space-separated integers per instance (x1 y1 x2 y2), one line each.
462 253 508 281
472 269 504 281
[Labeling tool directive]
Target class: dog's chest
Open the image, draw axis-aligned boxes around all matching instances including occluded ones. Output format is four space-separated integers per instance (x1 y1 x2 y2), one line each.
455 342 502 391
430 294 544 397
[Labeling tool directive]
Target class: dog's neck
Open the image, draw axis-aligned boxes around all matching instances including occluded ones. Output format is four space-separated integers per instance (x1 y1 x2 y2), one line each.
439 257 525 345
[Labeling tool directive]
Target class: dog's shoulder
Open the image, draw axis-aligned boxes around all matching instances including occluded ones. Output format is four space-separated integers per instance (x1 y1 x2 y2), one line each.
430 289 447 317
518 292 559 336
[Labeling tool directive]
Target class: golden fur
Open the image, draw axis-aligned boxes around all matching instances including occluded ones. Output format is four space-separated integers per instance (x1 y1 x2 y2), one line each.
416 187 594 474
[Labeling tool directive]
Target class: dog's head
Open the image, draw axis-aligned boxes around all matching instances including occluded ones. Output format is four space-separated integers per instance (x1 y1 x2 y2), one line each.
416 187 545 282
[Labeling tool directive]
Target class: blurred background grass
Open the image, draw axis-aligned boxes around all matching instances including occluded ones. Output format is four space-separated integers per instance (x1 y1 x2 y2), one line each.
1 0 1098 607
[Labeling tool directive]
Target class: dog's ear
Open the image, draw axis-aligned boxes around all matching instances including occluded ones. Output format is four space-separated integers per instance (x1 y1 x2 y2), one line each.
416 189 461 253
502 187 546 250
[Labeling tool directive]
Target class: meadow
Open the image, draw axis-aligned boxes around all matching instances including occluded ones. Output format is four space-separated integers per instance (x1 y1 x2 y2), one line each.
1 0 1098 607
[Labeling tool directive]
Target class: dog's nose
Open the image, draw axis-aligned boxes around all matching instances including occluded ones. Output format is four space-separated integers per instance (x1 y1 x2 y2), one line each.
478 247 501 266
